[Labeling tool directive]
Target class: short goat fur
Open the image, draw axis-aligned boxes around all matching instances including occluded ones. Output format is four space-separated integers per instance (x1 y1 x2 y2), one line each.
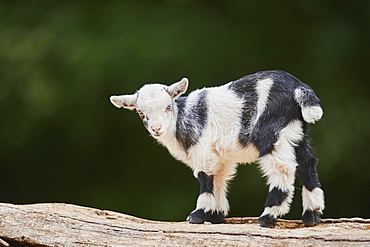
110 70 324 227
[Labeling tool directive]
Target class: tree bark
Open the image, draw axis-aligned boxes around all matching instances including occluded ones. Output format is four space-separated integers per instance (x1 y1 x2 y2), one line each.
0 203 369 246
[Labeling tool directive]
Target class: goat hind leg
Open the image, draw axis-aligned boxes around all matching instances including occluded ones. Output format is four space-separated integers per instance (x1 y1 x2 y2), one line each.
295 139 325 226
258 155 296 228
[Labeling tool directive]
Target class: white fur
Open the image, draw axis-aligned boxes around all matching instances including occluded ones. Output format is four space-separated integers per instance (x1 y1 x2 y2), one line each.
186 85 258 172
302 106 323 123
136 84 175 137
212 162 238 214
259 120 303 192
110 94 137 110
158 85 260 174
254 78 274 124
302 186 325 213
195 192 217 212
260 202 291 218
294 88 323 123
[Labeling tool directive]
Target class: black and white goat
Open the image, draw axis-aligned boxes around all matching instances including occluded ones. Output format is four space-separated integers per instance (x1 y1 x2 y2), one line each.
110 70 324 227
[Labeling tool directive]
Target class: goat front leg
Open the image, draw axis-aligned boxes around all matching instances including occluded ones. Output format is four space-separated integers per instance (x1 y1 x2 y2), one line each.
187 171 225 224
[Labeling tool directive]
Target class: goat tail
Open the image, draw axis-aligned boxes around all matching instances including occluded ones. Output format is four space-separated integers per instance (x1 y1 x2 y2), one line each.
294 87 323 123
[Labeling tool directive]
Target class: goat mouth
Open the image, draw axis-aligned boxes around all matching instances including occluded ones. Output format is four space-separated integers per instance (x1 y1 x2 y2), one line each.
152 132 164 138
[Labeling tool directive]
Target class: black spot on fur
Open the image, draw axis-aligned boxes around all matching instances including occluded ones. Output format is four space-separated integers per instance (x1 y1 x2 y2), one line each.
175 90 208 151
295 86 321 107
198 171 214 194
264 187 289 208
295 128 322 191
228 74 258 146
229 70 309 150
250 71 304 156
194 90 208 128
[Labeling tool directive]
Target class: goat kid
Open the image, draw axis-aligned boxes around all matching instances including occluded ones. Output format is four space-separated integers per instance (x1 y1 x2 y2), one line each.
110 70 324 228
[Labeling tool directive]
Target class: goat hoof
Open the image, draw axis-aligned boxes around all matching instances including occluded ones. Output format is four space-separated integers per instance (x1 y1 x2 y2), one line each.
187 209 225 224
259 214 277 228
206 211 225 224
302 209 321 227
187 209 206 224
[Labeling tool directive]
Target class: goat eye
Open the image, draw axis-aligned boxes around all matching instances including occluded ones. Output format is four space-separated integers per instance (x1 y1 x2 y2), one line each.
166 105 172 111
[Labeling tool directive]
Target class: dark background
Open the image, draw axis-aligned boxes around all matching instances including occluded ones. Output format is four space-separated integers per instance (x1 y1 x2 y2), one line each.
1 1 369 221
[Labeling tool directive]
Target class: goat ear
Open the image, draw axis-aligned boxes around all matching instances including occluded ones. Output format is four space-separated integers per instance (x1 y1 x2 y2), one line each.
110 94 137 110
168 77 189 99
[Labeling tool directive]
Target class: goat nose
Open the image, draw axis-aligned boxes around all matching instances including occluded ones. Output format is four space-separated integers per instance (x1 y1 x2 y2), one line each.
151 125 162 132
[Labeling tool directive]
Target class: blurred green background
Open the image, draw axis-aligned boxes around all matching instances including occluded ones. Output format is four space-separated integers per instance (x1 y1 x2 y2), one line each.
1 1 369 221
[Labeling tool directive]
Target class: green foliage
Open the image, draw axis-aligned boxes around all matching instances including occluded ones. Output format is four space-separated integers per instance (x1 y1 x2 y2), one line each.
0 1 369 221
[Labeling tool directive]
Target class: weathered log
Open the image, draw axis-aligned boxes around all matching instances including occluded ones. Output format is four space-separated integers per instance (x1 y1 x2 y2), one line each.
0 202 369 246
